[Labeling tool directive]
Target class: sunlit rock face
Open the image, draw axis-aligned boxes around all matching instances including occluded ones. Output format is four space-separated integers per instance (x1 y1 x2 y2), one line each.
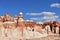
13 15 18 23
18 12 24 22
0 16 3 22
1 12 60 40
3 13 12 22
18 12 23 18
34 24 42 33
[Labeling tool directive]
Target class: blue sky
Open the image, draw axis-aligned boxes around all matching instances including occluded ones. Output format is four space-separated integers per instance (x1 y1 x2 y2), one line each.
0 0 60 22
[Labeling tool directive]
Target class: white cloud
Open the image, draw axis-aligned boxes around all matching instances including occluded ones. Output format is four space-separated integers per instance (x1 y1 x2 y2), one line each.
53 16 59 19
26 12 55 16
42 16 50 20
41 12 55 16
26 13 41 16
30 18 42 22
30 18 41 20
50 3 60 8
42 16 59 20
26 12 59 22
40 12 59 22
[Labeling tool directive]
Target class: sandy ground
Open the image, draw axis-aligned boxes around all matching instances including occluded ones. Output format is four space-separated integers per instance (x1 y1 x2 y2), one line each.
20 34 60 40
0 34 60 40
28 34 60 40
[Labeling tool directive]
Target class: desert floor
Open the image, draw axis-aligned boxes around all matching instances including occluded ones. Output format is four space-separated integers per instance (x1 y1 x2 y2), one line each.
22 34 60 40
0 34 60 40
